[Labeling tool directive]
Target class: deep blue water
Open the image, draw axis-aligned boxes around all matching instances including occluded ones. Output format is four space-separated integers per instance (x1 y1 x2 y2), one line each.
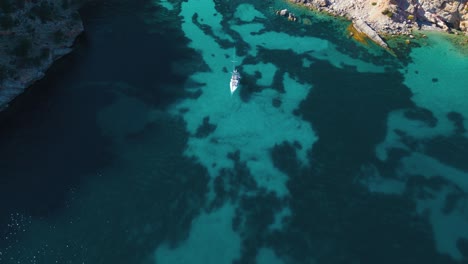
1 0 468 263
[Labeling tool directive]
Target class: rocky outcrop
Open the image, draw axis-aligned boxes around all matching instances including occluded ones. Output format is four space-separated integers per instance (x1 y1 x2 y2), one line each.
276 8 298 21
415 0 468 31
288 0 468 48
353 18 388 48
0 0 84 110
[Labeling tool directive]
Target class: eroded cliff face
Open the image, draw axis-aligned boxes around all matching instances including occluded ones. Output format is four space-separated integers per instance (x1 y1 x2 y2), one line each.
0 0 83 110
413 0 468 31
294 0 468 34
391 0 468 31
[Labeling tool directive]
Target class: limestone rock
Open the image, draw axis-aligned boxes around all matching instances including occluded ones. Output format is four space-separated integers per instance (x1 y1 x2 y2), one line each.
317 0 328 7
353 19 388 48
291 0 468 40
0 1 84 110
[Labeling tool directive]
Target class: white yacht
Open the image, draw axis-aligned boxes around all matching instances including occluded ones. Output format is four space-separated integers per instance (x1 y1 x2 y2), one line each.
229 51 240 94
230 68 240 94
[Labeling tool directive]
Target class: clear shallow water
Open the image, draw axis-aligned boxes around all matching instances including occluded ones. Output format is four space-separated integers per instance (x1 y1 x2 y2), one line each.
0 0 467 263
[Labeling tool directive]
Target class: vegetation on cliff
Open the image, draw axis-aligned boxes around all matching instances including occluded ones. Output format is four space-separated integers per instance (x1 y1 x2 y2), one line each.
0 0 84 109
285 0 468 50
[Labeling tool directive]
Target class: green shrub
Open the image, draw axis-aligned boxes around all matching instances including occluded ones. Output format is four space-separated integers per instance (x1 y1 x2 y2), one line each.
408 14 414 20
0 0 14 13
61 0 69 9
382 9 393 17
371 2 377 6
28 56 42 67
72 12 81 21
13 37 32 57
31 2 55 23
40 47 50 60
26 23 35 34
53 29 65 43
0 64 7 82
0 14 15 30
15 0 25 9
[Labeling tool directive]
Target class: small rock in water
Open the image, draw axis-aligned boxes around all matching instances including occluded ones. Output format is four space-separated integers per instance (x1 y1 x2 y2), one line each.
288 13 297 22
279 9 288 16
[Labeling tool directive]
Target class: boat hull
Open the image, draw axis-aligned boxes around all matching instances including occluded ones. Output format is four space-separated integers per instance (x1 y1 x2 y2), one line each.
230 69 240 94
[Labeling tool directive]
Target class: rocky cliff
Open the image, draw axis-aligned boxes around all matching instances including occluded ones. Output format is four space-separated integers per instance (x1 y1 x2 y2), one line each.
289 0 468 47
0 0 83 110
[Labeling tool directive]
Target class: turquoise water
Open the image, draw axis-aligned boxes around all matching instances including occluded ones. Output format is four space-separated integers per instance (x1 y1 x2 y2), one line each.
0 0 468 263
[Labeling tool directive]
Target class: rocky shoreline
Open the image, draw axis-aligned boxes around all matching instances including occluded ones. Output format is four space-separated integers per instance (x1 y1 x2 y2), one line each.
0 0 84 110
0 1 465 111
283 0 468 48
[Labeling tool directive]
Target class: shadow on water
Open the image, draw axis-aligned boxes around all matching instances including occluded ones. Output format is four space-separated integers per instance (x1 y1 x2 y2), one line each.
0 0 197 251
0 33 115 229
279 60 456 264
78 0 197 107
